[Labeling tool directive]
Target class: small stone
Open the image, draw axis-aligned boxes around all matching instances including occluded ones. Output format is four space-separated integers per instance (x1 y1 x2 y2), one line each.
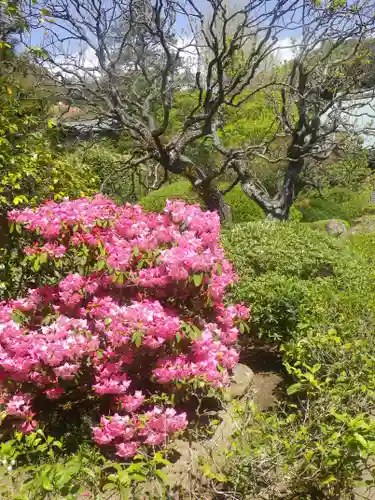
325 220 347 235
225 363 254 400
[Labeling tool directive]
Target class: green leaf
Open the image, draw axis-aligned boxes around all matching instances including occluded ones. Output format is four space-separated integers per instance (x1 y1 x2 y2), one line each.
153 452 170 465
130 473 146 481
132 331 143 348
354 433 368 449
39 252 48 265
117 470 130 485
103 483 116 491
33 257 40 272
193 273 203 287
97 260 106 270
82 467 96 479
154 469 169 483
286 383 303 395
41 475 53 491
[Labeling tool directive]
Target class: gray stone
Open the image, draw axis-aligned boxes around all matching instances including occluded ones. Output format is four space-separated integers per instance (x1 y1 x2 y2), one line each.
225 363 254 400
325 219 347 235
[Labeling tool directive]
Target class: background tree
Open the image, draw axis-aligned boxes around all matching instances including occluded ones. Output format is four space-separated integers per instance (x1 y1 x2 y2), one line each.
215 4 375 219
23 0 299 220
24 0 375 220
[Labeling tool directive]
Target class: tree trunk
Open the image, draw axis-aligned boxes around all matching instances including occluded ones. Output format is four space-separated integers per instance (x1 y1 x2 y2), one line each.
200 184 233 224
240 178 288 220
183 167 233 224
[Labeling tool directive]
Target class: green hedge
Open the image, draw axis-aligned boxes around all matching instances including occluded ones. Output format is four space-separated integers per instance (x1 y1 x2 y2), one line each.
222 221 342 340
223 186 264 222
221 222 375 497
297 187 370 223
140 180 265 223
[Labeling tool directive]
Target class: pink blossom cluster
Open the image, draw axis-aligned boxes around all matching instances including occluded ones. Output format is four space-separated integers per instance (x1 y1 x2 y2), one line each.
2 197 250 458
92 407 188 457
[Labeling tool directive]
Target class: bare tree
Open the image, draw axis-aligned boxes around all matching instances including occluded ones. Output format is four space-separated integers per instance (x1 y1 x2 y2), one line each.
20 0 296 219
23 0 375 220
217 2 375 219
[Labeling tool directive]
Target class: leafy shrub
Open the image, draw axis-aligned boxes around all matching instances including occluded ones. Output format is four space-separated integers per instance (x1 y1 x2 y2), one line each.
0 76 98 213
140 180 264 223
222 221 343 340
297 187 370 222
140 180 201 212
289 204 304 222
0 197 248 461
65 143 140 204
219 223 375 498
0 74 100 302
223 221 341 278
224 186 265 223
0 437 172 498
346 232 375 264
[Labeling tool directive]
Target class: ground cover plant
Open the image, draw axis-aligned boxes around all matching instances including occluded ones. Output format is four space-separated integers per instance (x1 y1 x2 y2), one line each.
216 223 375 499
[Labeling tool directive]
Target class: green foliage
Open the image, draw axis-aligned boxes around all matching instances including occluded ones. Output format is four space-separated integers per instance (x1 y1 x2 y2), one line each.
140 180 265 223
65 143 141 204
220 223 375 497
140 180 201 212
223 222 342 340
304 152 372 193
0 51 100 300
0 436 171 499
224 186 265 222
221 92 277 148
0 76 98 212
297 187 370 222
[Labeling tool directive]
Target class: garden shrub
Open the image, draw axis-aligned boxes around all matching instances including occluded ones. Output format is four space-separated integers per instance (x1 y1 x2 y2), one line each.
222 221 342 340
217 222 375 498
0 75 99 302
140 180 201 212
224 185 265 223
0 197 248 461
297 187 370 222
140 181 265 223
64 143 141 204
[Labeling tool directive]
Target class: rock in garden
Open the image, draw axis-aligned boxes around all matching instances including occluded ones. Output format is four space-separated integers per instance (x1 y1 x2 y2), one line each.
325 219 347 235
225 363 254 400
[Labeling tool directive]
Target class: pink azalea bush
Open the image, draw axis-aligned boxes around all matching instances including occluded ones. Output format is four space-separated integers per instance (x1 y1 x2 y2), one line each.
0 196 249 459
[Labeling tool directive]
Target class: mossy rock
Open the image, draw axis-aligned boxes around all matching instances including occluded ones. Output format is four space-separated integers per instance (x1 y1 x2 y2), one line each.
308 219 350 234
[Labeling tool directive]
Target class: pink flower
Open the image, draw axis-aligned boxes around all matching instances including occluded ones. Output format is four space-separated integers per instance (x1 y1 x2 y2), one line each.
119 391 145 413
145 432 166 446
115 441 140 458
54 363 80 380
3 196 247 459
20 419 38 434
92 427 113 445
6 394 32 418
45 387 64 400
